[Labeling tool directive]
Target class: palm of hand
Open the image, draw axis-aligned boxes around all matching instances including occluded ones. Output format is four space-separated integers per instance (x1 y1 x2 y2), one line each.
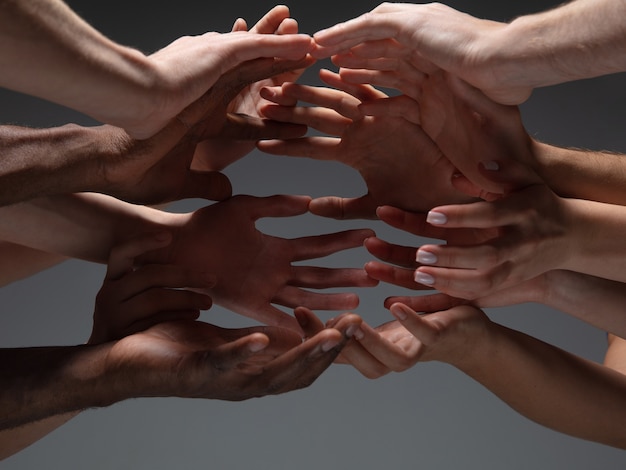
109 319 300 401
338 113 469 213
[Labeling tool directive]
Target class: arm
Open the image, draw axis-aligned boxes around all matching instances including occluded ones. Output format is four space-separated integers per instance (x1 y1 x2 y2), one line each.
0 2 312 138
313 0 626 104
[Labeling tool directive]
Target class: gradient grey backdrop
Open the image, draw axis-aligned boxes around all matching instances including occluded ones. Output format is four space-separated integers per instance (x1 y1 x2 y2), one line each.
1 0 625 468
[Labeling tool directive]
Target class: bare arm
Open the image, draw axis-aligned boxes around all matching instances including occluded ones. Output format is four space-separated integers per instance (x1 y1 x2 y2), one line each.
0 2 313 138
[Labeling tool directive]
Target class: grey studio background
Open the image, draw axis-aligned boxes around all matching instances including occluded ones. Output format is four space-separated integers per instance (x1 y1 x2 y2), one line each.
1 0 625 468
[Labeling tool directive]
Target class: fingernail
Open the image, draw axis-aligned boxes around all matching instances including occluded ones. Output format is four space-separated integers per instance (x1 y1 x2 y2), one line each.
416 249 437 265
321 338 340 352
390 304 408 321
353 327 364 340
346 324 359 338
248 341 266 352
482 160 500 171
426 211 447 225
414 271 435 286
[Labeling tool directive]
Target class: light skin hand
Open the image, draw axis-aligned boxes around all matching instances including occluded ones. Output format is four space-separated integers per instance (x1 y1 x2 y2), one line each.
143 194 378 331
258 69 471 219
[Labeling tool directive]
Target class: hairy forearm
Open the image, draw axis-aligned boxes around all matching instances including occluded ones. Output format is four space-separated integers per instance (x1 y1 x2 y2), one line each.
0 193 177 263
0 0 159 130
0 124 133 206
533 141 626 205
491 0 626 88
454 322 626 449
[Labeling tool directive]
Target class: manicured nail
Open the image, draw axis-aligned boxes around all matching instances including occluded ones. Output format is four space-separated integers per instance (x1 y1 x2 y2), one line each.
353 327 364 340
416 249 437 265
321 338 340 352
414 271 435 286
482 160 500 171
426 211 447 225
346 324 359 338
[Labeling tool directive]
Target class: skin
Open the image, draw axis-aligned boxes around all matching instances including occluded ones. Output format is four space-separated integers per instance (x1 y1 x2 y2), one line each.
0 3 313 139
312 0 626 105
0 233 363 457
0 39 313 206
257 69 472 219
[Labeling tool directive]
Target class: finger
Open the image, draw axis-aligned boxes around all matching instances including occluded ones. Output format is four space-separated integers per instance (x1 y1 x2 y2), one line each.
247 303 301 332
218 112 308 141
260 101 352 135
364 236 419 269
258 135 341 160
107 232 172 281
273 286 360 312
353 321 419 373
309 195 378 220
376 205 448 239
291 228 375 261
389 303 442 346
339 67 424 101
225 33 313 66
289 266 378 289
277 18 299 35
417 239 511 271
425 198 523 230
180 170 232 201
124 288 213 324
283 79 366 118
231 18 248 32
294 306 326 339
414 265 512 300
259 85 299 106
358 95 421 125
206 332 272 371
451 172 503 201
234 194 311 220
249 5 291 34
318 68 387 103
384 293 468 312
258 328 346 394
344 38 407 60
364 261 432 291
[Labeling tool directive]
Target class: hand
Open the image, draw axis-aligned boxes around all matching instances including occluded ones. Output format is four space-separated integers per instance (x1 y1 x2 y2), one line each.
125 6 313 139
100 49 312 205
338 61 541 196
106 312 361 402
89 231 215 344
145 194 377 331
192 6 315 171
295 303 490 379
311 3 529 105
258 69 472 219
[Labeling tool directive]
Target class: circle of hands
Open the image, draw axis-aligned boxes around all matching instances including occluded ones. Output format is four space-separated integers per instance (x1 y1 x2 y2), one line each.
91 5 574 400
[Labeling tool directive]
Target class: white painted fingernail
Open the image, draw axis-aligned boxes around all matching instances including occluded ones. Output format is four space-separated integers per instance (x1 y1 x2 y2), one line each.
482 160 500 171
414 272 435 286
416 250 437 265
426 211 447 225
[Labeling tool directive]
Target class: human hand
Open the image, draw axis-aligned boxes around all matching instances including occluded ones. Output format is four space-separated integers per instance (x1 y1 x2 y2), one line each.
108 313 361 402
338 61 540 196
145 194 377 331
258 69 472 219
295 303 490 378
88 231 214 345
100 48 312 205
312 2 530 105
192 6 315 171
124 6 313 139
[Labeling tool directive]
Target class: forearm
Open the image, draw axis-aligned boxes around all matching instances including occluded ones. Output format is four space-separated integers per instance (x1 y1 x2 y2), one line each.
490 0 626 89
0 124 135 206
0 412 78 460
0 193 177 263
453 321 626 448
0 0 160 131
538 271 626 336
532 140 626 205
0 345 124 431
0 242 66 287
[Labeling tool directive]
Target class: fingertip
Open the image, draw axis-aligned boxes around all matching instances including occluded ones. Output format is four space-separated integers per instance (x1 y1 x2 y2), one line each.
247 333 270 352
